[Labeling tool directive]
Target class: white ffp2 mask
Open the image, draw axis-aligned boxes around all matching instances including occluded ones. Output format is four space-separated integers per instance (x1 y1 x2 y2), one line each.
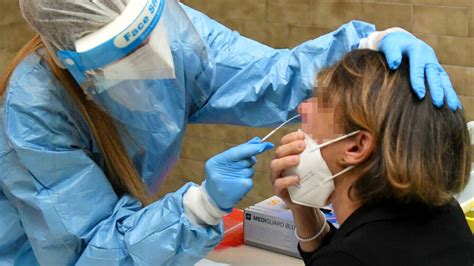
102 17 175 82
285 130 360 208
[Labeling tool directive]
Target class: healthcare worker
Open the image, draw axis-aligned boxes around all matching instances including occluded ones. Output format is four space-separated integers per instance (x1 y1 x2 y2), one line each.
0 0 460 265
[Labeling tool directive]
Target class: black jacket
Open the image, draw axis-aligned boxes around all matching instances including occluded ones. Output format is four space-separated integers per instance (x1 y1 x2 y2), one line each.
299 200 474 266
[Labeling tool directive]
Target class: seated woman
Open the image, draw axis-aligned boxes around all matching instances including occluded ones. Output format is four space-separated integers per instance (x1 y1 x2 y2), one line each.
270 50 473 265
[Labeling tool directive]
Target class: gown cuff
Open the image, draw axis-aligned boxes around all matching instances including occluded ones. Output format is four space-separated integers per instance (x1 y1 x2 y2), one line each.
183 185 227 226
358 27 409 50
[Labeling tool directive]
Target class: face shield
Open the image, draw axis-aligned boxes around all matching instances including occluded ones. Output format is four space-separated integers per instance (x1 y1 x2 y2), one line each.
57 0 206 130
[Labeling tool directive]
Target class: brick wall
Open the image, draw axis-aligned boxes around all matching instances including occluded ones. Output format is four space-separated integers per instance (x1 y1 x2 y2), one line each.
1 0 473 208
0 1 35 75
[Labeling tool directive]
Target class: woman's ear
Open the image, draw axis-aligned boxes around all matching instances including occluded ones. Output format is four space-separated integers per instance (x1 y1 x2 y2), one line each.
342 131 374 165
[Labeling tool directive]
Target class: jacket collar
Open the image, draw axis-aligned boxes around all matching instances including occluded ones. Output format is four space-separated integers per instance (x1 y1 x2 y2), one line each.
331 199 448 241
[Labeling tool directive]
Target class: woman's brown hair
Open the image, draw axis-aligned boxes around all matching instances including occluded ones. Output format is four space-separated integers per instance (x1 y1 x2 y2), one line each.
318 49 471 207
1 35 151 205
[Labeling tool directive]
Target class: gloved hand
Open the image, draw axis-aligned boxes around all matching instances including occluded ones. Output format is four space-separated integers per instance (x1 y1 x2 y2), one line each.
379 31 461 111
204 137 274 212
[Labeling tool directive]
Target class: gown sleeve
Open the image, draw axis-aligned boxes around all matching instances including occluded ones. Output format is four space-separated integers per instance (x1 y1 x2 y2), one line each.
1 52 222 266
181 4 375 127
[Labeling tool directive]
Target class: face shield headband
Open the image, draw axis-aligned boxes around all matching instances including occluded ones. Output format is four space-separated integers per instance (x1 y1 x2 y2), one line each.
57 0 165 87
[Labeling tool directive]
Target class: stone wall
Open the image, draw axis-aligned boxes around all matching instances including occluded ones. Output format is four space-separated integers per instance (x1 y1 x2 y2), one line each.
0 0 35 75
1 0 473 208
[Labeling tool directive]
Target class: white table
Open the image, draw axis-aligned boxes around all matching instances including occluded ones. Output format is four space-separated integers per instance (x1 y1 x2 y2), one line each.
203 244 304 266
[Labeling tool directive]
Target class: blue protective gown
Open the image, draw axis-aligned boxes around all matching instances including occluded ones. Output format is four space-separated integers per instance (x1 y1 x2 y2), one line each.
0 4 375 266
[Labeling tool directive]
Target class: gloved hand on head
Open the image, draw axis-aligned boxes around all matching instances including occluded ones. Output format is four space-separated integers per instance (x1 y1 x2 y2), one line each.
379 31 461 111
204 137 274 212
360 28 461 111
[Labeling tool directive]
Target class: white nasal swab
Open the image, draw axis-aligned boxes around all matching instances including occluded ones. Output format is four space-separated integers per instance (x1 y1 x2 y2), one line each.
260 115 301 142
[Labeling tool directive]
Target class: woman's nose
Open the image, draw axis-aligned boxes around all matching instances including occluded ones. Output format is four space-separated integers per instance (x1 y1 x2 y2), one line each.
298 101 310 115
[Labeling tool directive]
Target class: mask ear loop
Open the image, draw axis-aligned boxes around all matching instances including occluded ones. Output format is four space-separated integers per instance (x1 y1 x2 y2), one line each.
313 130 361 150
311 130 361 186
317 165 356 188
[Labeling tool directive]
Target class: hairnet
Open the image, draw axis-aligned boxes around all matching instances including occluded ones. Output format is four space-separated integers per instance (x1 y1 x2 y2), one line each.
20 0 129 55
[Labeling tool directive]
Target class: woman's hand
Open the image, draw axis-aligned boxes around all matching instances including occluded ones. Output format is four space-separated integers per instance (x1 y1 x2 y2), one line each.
270 130 330 252
269 131 307 209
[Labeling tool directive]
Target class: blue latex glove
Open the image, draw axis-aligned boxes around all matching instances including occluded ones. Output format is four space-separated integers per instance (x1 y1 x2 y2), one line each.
379 31 461 111
205 137 274 211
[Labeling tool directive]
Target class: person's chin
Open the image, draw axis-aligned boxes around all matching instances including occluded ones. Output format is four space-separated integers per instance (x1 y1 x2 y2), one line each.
300 124 311 135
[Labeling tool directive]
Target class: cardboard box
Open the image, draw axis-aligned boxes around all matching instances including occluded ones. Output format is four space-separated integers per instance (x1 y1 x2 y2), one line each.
244 196 337 258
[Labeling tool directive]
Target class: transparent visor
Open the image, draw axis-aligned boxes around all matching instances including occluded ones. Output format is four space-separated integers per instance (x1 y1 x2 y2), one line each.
88 19 175 91
56 0 207 122
81 17 176 114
